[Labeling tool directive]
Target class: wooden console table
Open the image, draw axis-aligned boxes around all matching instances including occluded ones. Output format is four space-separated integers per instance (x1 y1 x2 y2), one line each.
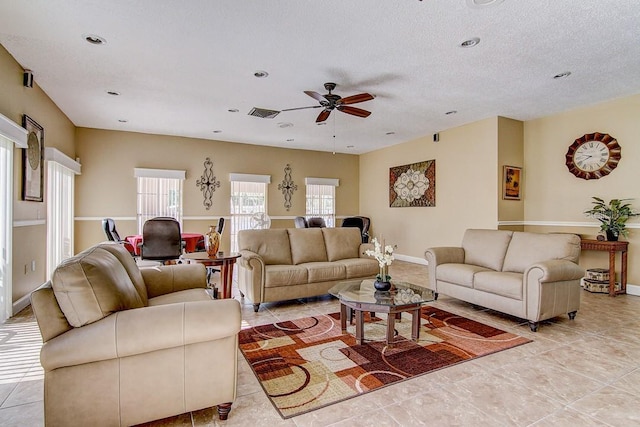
580 239 628 296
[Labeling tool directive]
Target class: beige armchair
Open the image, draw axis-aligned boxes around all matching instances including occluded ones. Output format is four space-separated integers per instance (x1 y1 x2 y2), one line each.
31 242 241 426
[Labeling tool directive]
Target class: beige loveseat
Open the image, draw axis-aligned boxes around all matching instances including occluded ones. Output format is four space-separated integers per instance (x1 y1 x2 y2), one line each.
238 227 379 311
424 229 584 331
30 242 241 426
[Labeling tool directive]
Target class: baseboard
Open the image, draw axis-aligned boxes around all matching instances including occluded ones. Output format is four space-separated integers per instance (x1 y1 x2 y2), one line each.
394 253 428 265
626 284 640 297
12 293 31 315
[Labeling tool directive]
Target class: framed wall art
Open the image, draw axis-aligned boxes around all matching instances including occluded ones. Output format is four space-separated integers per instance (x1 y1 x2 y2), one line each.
503 165 522 200
22 115 44 202
389 159 435 207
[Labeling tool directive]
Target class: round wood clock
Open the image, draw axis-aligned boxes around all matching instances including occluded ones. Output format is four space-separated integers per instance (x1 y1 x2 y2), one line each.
565 132 621 180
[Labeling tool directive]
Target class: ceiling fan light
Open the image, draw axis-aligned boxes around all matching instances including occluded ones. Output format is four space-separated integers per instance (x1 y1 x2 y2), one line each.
460 37 480 48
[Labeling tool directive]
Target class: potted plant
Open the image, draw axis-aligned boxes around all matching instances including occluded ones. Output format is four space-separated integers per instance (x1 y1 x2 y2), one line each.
584 197 639 241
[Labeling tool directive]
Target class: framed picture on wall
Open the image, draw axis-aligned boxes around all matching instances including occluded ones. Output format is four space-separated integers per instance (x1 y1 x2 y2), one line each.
22 115 44 202
503 165 522 200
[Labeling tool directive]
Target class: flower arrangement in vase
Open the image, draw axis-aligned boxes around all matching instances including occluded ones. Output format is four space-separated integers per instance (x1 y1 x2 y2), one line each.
365 237 395 291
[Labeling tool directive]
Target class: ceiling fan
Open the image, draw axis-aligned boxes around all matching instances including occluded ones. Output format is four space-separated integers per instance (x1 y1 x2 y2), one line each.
281 82 375 123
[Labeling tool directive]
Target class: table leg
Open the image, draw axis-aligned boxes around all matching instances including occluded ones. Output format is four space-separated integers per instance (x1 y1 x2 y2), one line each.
386 312 396 347
340 304 347 335
621 249 628 294
609 250 616 297
411 306 421 342
355 310 364 345
220 261 234 299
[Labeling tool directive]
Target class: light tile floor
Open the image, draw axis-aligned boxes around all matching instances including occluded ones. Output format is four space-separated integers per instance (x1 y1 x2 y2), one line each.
2 261 640 426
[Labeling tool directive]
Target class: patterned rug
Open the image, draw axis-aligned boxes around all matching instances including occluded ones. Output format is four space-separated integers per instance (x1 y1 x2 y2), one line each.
239 306 531 419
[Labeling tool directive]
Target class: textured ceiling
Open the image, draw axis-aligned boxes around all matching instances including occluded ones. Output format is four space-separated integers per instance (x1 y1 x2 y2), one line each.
1 0 639 154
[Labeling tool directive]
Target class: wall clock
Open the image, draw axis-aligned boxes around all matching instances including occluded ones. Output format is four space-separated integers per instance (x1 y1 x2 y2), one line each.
565 132 621 180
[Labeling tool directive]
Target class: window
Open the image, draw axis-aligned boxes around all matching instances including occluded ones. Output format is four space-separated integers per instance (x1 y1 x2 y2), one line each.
46 148 80 280
229 173 270 252
305 177 339 228
134 168 185 233
0 113 28 322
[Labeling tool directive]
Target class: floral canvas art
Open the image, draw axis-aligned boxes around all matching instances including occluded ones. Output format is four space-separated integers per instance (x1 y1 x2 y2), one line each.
389 160 435 207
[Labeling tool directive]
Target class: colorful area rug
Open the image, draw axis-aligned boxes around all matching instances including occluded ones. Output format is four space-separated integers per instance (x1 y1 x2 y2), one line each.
238 306 531 418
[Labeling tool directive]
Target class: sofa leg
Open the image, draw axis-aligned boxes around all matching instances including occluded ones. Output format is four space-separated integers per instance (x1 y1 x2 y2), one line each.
253 303 260 312
434 292 438 300
568 311 577 320
528 321 539 332
217 402 232 420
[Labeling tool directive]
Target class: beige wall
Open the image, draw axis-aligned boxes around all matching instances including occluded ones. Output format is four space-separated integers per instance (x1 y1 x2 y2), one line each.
0 44 76 304
497 116 524 225
524 94 640 285
360 117 500 260
74 128 360 252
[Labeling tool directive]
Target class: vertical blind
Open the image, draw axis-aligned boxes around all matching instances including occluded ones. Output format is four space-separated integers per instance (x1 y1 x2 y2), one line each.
230 180 268 252
135 169 185 233
46 161 75 279
306 184 336 227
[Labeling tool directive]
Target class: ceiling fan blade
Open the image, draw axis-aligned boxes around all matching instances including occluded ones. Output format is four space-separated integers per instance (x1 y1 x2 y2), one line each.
337 105 371 118
281 105 323 112
338 93 375 105
316 109 331 123
304 91 326 102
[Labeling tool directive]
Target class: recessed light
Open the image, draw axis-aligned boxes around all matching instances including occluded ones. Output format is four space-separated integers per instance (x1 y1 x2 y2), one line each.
317 122 326 126
118 119 128 123
228 108 239 113
278 122 293 128
254 70 269 78
445 110 457 115
466 0 505 8
347 145 354 148
83 34 106 45
553 71 572 79
386 131 395 135
460 37 480 48
213 130 222 133
286 138 294 142
106 91 120 96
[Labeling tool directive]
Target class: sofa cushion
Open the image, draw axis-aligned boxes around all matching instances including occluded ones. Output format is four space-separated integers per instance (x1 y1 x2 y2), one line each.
288 228 328 264
322 228 361 261
51 246 145 327
304 262 346 283
264 265 309 287
462 229 513 271
437 263 491 288
335 258 379 279
473 271 524 300
147 288 212 306
502 232 581 273
238 229 293 265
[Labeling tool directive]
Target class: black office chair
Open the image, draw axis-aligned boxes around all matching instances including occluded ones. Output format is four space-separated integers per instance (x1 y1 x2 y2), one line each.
294 216 309 228
140 217 183 263
307 217 326 228
101 218 135 256
341 216 371 243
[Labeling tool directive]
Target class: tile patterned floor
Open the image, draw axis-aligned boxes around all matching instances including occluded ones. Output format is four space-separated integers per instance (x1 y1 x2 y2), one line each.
2 261 640 426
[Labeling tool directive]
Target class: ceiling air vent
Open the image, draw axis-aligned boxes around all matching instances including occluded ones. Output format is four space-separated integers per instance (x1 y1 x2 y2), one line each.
248 107 280 119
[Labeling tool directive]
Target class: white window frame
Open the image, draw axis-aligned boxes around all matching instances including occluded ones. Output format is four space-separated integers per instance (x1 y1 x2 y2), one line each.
0 113 28 322
134 168 185 233
305 177 339 228
45 148 81 280
229 173 270 252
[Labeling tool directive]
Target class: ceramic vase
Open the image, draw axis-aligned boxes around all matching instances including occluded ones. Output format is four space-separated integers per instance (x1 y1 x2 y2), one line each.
206 226 221 257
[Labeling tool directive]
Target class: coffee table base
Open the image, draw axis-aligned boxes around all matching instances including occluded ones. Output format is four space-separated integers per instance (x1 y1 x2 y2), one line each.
339 301 422 347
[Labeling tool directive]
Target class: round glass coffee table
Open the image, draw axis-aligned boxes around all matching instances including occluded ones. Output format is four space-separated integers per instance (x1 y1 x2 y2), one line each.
329 279 436 347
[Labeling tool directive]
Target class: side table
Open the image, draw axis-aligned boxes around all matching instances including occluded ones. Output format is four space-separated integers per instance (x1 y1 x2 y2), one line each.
180 252 240 299
580 239 628 296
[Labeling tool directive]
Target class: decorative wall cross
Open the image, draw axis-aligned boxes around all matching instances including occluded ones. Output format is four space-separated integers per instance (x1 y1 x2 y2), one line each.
196 157 220 210
278 163 297 211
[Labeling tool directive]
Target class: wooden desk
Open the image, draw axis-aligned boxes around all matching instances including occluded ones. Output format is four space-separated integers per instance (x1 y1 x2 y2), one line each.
181 252 240 299
580 239 628 296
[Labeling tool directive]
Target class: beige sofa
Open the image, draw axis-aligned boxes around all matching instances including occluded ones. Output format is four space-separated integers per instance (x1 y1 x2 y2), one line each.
30 242 241 426
424 229 584 331
238 227 379 311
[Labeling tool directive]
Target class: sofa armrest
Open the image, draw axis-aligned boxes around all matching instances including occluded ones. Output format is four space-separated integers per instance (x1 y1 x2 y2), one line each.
41 299 241 371
424 247 465 290
141 263 208 298
525 259 585 283
238 249 264 269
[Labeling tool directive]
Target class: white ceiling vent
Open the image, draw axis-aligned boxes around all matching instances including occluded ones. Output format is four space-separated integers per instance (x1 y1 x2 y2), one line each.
248 107 280 119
